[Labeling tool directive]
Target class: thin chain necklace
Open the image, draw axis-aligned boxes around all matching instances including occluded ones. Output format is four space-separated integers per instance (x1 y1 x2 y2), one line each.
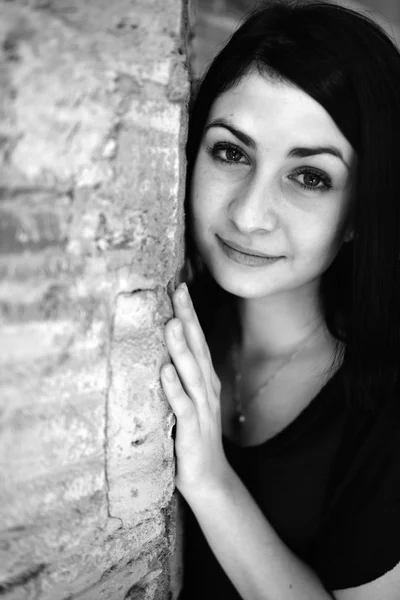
232 324 323 428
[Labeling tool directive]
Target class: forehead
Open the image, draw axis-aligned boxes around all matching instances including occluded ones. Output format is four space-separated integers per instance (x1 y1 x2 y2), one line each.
207 71 354 159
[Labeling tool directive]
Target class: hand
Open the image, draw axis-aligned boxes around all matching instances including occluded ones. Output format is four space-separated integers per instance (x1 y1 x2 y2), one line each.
161 283 230 500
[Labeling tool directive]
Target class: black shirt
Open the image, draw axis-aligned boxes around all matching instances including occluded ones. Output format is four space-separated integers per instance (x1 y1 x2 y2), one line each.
180 366 400 598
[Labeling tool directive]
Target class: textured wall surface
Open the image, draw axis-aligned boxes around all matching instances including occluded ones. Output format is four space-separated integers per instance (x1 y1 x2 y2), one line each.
0 0 189 598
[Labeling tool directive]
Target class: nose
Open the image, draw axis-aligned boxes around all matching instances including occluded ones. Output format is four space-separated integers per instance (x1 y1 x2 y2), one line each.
227 173 280 235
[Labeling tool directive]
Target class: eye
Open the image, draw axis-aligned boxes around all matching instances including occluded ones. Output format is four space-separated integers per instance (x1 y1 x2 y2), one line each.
207 142 249 166
289 168 332 193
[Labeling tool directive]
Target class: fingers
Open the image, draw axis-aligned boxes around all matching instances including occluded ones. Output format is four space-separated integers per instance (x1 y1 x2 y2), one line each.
161 286 225 492
172 284 221 398
172 284 210 363
164 317 210 414
160 364 199 447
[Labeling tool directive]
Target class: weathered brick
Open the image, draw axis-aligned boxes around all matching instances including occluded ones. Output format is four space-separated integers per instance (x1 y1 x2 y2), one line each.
0 0 188 597
68 551 165 600
0 509 169 599
0 248 80 282
0 399 105 485
0 193 71 252
0 321 110 389
107 289 175 528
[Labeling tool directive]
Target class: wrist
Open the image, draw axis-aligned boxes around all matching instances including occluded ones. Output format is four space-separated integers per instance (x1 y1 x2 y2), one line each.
178 460 235 508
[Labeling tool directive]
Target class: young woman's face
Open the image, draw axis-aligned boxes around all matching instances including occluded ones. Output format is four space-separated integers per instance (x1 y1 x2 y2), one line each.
190 71 356 300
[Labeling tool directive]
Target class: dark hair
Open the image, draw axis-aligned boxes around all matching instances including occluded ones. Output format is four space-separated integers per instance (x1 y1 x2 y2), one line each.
185 0 400 411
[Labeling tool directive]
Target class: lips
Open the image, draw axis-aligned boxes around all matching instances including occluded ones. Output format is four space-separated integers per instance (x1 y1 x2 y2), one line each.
217 235 282 259
216 235 284 268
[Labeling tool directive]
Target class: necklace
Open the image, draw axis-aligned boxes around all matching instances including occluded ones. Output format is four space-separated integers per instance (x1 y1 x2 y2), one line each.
232 324 323 428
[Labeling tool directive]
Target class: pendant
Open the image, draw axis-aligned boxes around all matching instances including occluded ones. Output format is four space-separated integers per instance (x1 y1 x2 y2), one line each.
234 411 246 426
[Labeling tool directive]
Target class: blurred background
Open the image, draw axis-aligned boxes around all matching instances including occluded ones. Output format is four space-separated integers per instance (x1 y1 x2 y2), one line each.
189 0 400 79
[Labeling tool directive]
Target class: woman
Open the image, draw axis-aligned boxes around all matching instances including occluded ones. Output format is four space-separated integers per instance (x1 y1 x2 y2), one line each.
161 1 400 598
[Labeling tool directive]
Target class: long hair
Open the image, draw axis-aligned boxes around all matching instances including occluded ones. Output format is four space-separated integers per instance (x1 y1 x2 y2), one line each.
185 0 400 411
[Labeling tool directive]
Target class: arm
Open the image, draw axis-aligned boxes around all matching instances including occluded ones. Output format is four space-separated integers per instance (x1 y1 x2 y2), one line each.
334 562 400 600
161 283 400 600
185 461 333 600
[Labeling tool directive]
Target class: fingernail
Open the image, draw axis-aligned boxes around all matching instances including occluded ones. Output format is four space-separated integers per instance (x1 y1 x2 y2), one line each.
164 365 176 381
177 285 189 306
173 320 183 339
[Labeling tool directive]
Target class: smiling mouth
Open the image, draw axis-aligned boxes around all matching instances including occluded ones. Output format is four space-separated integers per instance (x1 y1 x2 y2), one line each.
217 235 282 259
216 235 285 268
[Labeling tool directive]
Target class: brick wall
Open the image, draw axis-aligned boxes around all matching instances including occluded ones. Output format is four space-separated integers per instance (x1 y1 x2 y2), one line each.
0 1 189 598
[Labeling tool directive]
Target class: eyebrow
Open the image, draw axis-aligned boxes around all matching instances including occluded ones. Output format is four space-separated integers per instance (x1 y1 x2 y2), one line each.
205 118 350 171
205 118 256 150
288 147 350 171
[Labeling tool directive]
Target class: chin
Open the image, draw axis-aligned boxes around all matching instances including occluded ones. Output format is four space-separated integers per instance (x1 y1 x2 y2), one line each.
206 255 321 301
207 263 277 299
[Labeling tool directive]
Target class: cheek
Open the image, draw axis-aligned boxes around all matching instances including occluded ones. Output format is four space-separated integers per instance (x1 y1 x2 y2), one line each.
190 164 206 221
294 212 346 267
190 190 207 230
190 189 212 252
190 174 222 231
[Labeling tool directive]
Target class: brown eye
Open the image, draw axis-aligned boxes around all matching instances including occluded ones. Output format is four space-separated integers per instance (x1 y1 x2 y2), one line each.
208 142 249 166
225 148 243 162
302 173 322 187
289 168 332 193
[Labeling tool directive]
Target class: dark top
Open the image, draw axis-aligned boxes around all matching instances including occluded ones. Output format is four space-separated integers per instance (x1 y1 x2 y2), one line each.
180 366 400 599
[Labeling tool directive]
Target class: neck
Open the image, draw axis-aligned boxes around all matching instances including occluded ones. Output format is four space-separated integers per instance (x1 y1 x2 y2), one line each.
237 283 327 360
